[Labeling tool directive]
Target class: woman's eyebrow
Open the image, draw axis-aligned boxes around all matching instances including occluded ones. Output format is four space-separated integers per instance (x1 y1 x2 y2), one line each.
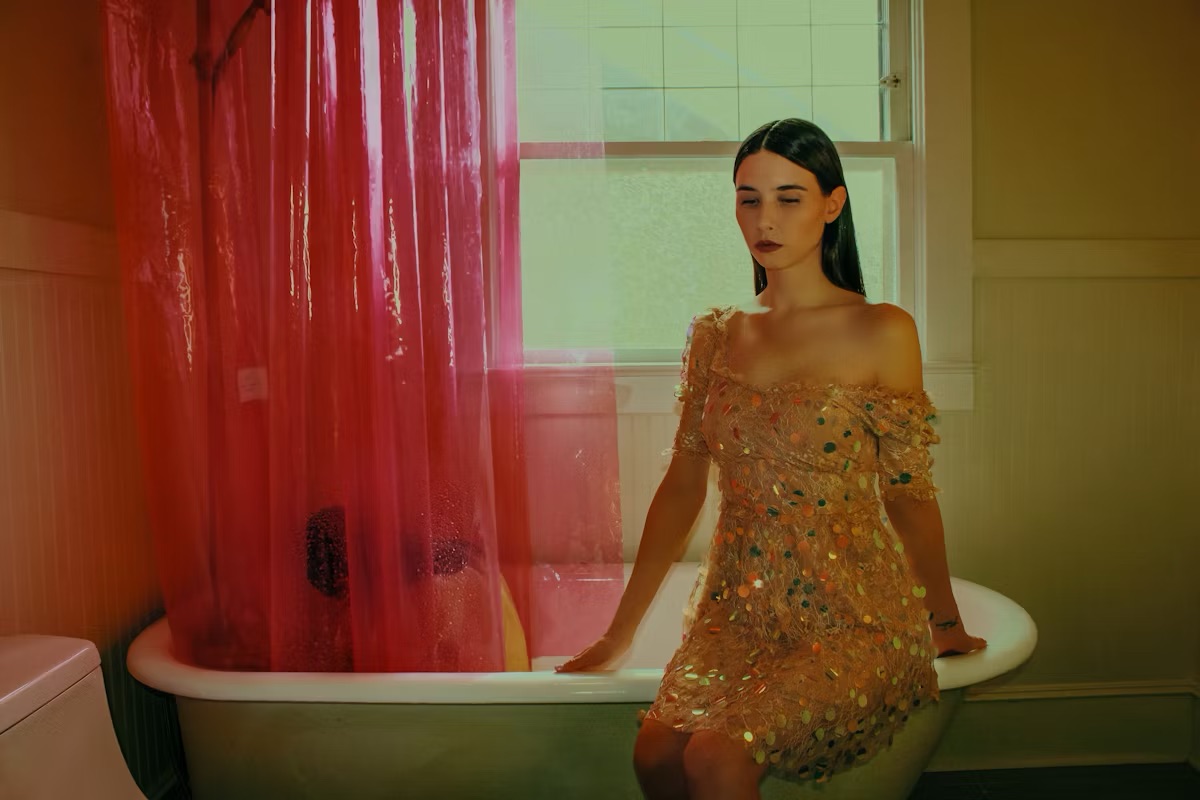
735 184 809 192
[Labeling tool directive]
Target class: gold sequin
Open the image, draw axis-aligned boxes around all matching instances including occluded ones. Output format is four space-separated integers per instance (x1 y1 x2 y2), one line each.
651 313 941 778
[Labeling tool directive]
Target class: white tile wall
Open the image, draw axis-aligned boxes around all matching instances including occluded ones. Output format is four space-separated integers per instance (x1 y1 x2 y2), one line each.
738 0 812 26
517 27 591 90
738 86 815 137
598 88 666 140
812 24 881 86
517 0 589 28
589 0 662 28
811 0 879 25
737 26 813 87
663 26 739 87
812 85 880 140
590 27 664 88
665 88 740 140
516 0 885 143
663 0 737 27
519 87 593 141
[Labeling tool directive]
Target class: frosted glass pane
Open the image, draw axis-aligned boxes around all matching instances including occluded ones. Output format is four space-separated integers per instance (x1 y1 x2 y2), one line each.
520 157 897 354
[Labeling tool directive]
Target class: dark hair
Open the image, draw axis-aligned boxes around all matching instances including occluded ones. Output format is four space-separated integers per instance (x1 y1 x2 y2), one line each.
734 119 865 297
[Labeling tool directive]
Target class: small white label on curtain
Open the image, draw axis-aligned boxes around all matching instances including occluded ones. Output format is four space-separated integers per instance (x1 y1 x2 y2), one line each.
237 367 269 402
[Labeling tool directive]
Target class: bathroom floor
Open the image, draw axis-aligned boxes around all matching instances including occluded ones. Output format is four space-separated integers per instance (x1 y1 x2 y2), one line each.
909 763 1200 799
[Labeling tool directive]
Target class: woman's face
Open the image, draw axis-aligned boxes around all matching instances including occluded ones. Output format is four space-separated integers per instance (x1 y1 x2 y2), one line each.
734 150 846 273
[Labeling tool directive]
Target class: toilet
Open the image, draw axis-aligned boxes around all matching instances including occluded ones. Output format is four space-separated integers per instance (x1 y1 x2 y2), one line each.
0 635 146 799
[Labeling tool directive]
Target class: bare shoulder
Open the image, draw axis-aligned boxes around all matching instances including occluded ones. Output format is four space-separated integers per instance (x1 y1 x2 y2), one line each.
860 303 923 390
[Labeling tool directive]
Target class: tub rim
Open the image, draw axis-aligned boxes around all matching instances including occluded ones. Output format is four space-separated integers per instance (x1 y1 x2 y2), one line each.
127 573 1036 704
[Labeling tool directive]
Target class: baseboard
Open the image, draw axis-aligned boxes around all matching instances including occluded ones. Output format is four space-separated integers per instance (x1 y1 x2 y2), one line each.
926 679 1199 772
1190 690 1200 771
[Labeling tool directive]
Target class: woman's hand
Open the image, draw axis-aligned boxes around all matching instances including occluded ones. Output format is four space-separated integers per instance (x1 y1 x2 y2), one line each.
932 624 987 658
554 631 631 673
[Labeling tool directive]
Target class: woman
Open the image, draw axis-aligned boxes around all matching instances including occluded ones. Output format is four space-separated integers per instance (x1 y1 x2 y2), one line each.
557 118 986 799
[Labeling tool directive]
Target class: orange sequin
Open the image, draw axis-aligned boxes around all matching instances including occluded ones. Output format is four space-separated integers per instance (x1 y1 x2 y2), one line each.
651 306 941 783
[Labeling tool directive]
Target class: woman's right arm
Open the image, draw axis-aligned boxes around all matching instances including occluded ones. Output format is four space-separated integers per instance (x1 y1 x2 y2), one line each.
555 454 708 672
556 311 717 673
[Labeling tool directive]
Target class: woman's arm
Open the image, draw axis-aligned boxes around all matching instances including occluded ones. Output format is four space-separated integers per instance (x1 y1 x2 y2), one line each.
555 454 708 672
883 494 961 629
873 305 986 656
605 454 709 643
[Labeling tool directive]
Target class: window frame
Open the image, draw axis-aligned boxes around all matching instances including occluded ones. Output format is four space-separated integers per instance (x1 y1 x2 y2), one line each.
509 0 976 411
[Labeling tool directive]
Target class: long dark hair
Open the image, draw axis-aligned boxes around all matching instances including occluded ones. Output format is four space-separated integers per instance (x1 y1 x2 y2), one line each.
734 119 865 297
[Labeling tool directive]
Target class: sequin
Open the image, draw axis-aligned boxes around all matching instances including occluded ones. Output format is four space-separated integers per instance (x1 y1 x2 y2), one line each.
648 307 941 780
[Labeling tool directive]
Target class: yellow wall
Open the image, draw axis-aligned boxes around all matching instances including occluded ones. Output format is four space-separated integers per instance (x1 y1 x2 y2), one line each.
929 0 1199 768
0 1 183 794
0 2 115 228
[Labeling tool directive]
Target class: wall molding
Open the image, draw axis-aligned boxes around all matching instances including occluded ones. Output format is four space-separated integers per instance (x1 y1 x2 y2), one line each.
928 679 1200 772
975 238 1200 279
965 678 1200 703
0 209 118 279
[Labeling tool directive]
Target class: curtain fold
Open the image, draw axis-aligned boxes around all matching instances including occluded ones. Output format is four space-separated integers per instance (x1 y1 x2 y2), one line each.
101 0 623 672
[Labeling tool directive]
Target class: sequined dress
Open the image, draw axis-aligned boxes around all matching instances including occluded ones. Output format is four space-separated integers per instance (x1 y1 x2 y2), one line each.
643 306 942 784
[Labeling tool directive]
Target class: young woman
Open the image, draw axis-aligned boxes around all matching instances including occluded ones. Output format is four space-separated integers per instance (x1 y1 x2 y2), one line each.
557 118 986 799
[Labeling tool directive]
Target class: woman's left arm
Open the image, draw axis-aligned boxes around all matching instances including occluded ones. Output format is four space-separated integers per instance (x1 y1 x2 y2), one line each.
873 305 987 658
883 495 984 656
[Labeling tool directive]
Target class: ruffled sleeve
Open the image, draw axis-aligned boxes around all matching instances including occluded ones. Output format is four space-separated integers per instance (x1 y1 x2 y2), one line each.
863 389 941 501
669 311 719 459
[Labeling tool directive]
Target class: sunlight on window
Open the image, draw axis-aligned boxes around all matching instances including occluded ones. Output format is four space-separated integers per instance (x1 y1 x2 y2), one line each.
520 157 895 353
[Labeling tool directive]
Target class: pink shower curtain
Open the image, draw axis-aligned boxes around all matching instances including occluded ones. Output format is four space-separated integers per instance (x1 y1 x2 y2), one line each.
101 0 623 672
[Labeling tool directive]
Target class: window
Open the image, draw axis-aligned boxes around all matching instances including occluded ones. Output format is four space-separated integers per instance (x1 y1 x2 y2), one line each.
515 0 916 362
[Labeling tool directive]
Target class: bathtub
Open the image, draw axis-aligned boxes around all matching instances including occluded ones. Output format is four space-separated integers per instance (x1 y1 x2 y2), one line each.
127 563 1036 800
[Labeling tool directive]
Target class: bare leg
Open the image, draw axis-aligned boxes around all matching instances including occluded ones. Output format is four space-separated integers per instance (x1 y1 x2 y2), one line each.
633 720 692 800
682 731 770 800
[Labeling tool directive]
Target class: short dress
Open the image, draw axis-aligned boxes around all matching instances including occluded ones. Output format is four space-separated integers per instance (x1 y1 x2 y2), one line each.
643 305 942 784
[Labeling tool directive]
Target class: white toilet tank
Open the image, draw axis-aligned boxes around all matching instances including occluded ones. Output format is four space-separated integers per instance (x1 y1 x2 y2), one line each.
0 635 146 800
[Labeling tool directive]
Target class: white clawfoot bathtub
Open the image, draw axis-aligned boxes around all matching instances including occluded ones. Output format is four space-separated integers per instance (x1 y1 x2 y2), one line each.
128 563 1036 799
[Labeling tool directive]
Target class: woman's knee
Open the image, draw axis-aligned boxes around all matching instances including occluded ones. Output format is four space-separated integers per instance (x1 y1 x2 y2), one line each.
633 720 688 778
682 731 760 788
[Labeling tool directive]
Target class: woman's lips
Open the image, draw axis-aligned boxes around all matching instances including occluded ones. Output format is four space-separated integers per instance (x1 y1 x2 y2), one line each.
755 241 782 253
